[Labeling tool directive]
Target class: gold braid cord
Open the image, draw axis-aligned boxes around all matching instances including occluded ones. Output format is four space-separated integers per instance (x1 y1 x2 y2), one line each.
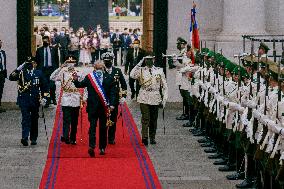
106 109 114 127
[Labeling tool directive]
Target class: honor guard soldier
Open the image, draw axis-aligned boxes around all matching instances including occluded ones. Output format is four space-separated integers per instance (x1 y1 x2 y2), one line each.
102 52 127 144
9 57 49 146
130 55 168 146
50 55 83 145
174 37 189 121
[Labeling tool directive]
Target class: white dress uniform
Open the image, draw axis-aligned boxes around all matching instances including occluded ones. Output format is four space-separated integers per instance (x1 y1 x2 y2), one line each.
50 66 84 107
130 65 168 106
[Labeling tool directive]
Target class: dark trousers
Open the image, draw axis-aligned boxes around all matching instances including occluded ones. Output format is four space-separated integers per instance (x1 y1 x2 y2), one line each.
180 89 190 115
91 50 100 63
108 105 119 142
88 111 107 149
113 48 119 66
140 103 159 140
68 50 79 62
20 104 39 141
62 106 80 141
0 71 5 106
60 48 68 64
129 72 140 97
42 67 56 104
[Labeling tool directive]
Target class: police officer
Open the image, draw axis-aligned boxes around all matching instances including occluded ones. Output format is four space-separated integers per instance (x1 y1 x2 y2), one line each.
9 57 49 146
50 55 83 145
102 52 127 144
130 55 168 146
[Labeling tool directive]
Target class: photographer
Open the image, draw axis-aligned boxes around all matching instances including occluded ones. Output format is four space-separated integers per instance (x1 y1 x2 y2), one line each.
9 57 49 146
130 55 168 146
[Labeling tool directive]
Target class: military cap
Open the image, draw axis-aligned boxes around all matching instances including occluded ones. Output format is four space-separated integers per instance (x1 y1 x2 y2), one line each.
259 42 270 53
65 55 77 63
177 37 187 44
201 48 209 55
225 61 236 73
101 52 114 60
206 51 215 58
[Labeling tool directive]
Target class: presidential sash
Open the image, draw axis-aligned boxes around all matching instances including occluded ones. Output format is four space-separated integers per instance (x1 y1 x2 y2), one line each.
88 72 109 115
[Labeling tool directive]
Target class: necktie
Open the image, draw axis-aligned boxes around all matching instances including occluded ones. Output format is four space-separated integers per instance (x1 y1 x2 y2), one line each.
149 68 152 75
135 49 138 58
0 51 2 71
45 47 48 67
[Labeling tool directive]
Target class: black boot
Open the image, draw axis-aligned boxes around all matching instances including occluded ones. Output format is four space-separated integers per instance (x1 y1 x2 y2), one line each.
142 138 148 146
235 178 254 188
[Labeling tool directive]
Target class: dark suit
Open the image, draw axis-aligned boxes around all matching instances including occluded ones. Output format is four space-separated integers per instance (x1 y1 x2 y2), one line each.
111 33 123 66
125 48 145 97
121 34 132 65
36 46 59 105
105 67 127 143
0 49 7 106
9 68 48 142
74 72 116 150
55 34 70 64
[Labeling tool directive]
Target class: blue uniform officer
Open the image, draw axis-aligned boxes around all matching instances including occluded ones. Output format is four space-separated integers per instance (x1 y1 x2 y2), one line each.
9 57 49 146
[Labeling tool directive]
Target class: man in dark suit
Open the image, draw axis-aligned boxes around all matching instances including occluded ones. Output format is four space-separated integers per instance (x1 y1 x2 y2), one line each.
110 29 123 66
0 39 7 113
102 52 127 144
73 62 116 157
121 28 132 66
55 28 70 64
36 36 59 106
125 39 146 99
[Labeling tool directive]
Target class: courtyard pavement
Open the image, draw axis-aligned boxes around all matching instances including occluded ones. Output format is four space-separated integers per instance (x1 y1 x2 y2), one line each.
0 99 239 189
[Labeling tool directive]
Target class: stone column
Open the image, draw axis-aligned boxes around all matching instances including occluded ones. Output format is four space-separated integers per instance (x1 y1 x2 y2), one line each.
216 0 267 59
0 0 18 102
142 0 153 52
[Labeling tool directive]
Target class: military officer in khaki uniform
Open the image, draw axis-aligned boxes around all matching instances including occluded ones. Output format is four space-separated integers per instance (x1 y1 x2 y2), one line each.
130 55 168 146
50 55 84 145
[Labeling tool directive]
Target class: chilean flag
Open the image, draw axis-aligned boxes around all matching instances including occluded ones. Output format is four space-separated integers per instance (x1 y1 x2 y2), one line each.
190 4 200 50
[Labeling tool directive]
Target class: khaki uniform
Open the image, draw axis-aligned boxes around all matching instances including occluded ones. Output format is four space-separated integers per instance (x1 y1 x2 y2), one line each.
130 64 168 140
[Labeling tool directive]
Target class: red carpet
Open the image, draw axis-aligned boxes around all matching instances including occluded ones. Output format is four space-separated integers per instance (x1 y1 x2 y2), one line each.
39 101 162 189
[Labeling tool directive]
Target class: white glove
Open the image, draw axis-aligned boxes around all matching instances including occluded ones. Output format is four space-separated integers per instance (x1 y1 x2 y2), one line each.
40 98 47 107
16 62 26 71
120 97 126 104
162 100 166 109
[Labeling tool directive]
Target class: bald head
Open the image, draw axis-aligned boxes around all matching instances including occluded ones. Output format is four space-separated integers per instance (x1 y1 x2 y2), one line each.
94 61 105 71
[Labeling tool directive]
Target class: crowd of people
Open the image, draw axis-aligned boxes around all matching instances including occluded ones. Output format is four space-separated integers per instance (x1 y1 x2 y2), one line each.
34 24 142 66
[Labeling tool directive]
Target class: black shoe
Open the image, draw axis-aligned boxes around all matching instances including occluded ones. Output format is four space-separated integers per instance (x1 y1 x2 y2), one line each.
131 93 135 99
176 114 189 120
236 178 254 188
65 139 70 144
213 159 227 165
201 142 214 148
204 148 217 153
150 139 157 144
108 140 116 145
53 101 57 105
218 164 236 172
226 172 245 180
60 136 66 142
142 138 148 146
21 139 28 146
189 128 199 133
208 153 223 159
70 140 76 145
88 148 95 157
100 149 105 155
31 141 37 145
193 130 205 136
182 122 191 127
198 138 211 143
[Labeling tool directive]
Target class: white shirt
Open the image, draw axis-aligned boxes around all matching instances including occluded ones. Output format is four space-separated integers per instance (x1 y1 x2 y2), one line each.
44 47 52 67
